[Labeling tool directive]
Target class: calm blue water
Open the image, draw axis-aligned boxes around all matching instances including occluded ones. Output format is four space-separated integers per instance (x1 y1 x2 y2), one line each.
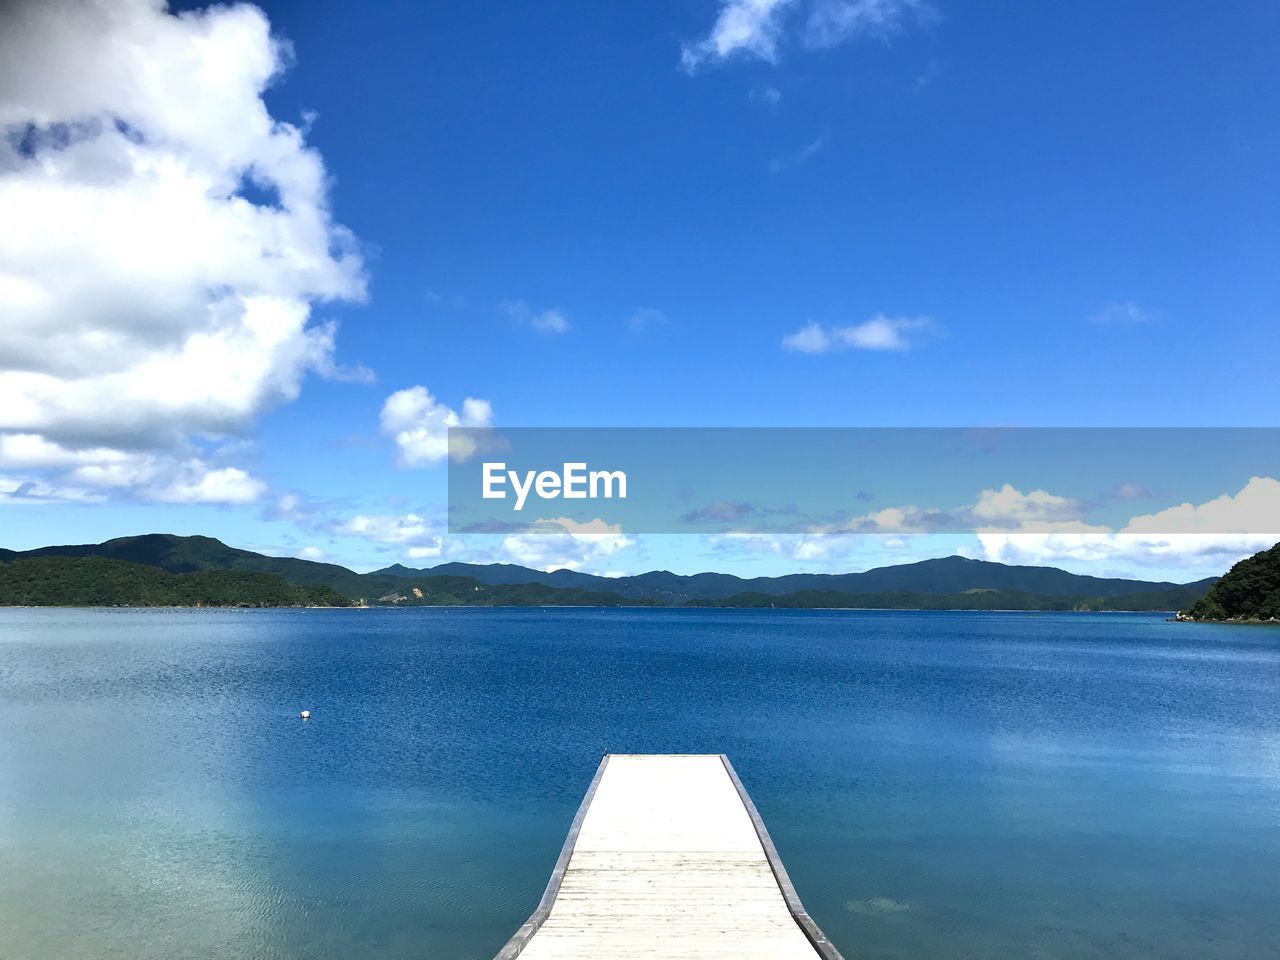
1 607 1278 959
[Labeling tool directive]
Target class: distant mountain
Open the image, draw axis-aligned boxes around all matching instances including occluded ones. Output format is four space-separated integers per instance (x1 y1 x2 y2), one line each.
367 574 657 608
372 561 607 589
1183 543 1280 622
7 533 391 598
699 583 1216 613
2 533 1221 610
0 556 349 607
379 554 1211 603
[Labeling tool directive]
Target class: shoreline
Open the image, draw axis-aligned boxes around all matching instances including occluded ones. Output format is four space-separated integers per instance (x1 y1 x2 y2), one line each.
1170 616 1280 626
0 603 1189 614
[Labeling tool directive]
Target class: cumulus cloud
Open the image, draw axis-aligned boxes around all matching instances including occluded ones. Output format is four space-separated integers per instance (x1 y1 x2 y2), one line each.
0 0 365 505
783 314 935 353
501 518 634 572
975 532 1277 572
1123 476 1280 534
706 479 1280 573
0 430 266 504
969 484 1080 525
147 464 266 504
0 474 105 504
854 477 1280 570
682 0 930 71
274 502 457 563
681 0 797 72
380 387 493 467
823 476 1280 549
334 512 443 557
820 483 1096 535
501 299 570 335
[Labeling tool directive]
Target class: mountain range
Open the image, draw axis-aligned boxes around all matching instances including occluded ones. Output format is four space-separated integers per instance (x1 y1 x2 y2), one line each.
373 558 1210 604
0 533 1220 610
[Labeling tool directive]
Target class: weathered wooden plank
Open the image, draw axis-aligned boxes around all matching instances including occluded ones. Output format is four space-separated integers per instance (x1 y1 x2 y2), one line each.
494 754 844 959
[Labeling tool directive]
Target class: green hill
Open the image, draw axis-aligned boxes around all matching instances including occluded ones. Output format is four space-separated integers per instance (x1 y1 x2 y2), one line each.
11 533 376 595
1183 543 1280 622
696 582 1212 612
0 556 350 607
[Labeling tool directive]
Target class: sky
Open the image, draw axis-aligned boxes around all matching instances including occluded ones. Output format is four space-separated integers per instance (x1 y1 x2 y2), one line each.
1 0 1278 581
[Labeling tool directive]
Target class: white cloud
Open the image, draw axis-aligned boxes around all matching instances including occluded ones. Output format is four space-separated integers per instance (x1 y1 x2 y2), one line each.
0 433 133 471
404 544 444 561
291 507 456 562
532 310 569 334
705 481 1280 575
1123 476 1280 534
0 439 266 505
927 478 1280 571
501 299 570 335
0 474 105 504
841 315 932 350
263 490 338 528
821 484 1097 535
805 0 932 48
0 0 364 505
1112 482 1152 501
970 484 1079 524
751 84 784 108
681 0 797 72
325 511 453 564
682 0 929 70
148 465 266 504
628 307 668 332
792 478 1280 544
706 530 921 565
380 386 492 467
1090 301 1157 325
501 518 634 572
975 532 1277 573
913 58 943 90
769 130 828 173
783 314 934 353
781 322 832 354
334 512 443 553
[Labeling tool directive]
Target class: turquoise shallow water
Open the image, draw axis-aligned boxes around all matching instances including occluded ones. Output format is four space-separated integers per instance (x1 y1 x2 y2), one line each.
1 607 1278 959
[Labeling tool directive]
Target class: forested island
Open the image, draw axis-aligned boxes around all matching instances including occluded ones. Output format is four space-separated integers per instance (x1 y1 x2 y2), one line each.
1181 543 1280 622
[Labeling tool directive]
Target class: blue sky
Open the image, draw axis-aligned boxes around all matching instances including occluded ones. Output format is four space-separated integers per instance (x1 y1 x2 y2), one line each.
1 0 1278 580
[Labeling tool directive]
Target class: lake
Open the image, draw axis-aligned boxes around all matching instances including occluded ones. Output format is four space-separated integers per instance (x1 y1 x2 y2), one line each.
1 607 1277 959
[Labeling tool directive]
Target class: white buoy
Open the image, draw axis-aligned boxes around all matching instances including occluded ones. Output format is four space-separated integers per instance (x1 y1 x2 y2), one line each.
299 710 311 720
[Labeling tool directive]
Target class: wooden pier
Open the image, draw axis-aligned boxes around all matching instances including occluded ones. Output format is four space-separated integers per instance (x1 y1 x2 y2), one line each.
495 754 844 959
